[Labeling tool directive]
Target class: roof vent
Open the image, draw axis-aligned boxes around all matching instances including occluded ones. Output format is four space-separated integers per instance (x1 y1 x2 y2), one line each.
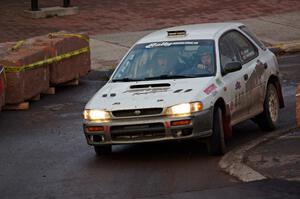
167 30 187 37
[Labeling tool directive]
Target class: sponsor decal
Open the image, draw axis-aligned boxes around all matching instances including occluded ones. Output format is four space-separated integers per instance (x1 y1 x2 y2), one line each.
145 41 199 48
241 49 255 60
235 81 241 90
215 78 223 87
204 83 217 95
212 90 218 97
124 88 170 95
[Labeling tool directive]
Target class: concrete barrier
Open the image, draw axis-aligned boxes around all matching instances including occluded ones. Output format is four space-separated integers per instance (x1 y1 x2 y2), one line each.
0 32 90 107
47 33 91 85
0 42 50 104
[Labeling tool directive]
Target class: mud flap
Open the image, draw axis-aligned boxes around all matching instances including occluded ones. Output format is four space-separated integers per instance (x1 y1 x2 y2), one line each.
274 80 285 108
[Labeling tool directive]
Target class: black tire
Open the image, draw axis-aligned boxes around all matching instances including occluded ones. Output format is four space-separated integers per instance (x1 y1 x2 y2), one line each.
94 145 112 156
207 107 226 156
255 83 279 131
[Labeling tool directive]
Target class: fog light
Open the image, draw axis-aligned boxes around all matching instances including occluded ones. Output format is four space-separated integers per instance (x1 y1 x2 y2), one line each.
182 128 192 136
92 135 104 142
171 119 191 126
176 130 183 136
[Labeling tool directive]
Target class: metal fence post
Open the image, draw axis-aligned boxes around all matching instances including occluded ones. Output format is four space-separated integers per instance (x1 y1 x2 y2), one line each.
63 0 71 7
31 0 39 11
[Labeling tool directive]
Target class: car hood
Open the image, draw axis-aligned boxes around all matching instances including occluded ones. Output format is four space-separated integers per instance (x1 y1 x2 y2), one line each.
85 77 215 111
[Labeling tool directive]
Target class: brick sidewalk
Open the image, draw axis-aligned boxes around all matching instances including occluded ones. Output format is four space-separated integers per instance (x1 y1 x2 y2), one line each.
0 0 300 42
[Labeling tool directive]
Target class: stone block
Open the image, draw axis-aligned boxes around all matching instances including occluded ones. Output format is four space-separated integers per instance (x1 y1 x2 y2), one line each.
0 43 50 104
39 32 90 85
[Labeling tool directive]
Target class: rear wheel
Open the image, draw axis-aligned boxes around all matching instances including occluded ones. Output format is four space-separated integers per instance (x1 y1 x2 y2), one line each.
207 107 226 156
94 145 112 156
256 83 279 131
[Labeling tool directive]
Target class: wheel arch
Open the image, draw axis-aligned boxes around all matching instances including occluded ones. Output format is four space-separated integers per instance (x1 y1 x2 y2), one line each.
267 75 285 108
214 98 232 139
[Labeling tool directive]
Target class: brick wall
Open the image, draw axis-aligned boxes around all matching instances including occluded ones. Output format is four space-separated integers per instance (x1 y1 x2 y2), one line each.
1 0 300 42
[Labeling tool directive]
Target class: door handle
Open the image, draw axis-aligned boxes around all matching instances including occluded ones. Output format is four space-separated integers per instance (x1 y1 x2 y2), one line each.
244 74 248 81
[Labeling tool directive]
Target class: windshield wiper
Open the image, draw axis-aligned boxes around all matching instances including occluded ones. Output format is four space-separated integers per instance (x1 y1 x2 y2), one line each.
112 78 143 82
145 74 195 80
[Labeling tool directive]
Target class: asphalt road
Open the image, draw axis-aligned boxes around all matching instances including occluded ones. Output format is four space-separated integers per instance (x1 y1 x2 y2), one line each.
0 53 299 199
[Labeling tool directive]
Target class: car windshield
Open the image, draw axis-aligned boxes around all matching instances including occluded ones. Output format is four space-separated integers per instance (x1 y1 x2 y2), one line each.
112 40 216 82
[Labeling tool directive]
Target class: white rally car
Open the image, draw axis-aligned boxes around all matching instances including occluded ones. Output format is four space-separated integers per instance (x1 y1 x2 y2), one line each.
83 23 284 156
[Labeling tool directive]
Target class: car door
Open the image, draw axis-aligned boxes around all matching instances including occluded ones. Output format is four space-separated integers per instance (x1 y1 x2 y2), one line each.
219 32 249 125
228 30 266 117
239 25 271 115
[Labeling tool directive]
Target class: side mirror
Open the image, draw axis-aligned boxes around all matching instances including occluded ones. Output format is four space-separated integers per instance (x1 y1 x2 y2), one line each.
223 62 242 74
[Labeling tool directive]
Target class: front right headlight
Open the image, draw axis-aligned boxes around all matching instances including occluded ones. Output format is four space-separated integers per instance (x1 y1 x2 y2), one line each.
83 109 110 120
165 102 203 116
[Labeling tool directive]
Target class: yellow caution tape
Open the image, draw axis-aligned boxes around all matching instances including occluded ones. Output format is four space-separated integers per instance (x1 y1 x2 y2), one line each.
48 33 90 43
11 40 26 51
11 33 89 53
4 46 90 73
3 32 90 73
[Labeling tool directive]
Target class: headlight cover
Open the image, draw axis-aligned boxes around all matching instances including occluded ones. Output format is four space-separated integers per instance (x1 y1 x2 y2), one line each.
166 102 203 116
83 109 110 120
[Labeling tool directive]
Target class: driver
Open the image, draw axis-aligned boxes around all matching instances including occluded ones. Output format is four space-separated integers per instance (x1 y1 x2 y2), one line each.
147 52 173 77
196 48 214 74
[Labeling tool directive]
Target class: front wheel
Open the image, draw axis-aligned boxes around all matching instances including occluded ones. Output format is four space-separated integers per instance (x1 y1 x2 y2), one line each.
207 107 226 156
256 83 279 131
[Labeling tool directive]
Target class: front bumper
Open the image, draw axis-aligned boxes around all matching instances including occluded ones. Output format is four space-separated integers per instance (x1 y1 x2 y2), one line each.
83 108 213 145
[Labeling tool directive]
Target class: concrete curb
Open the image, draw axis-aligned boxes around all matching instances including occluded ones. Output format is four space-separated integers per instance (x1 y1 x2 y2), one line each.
267 40 300 55
219 126 297 182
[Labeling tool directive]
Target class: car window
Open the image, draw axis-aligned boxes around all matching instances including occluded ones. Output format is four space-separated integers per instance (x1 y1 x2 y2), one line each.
227 30 258 64
239 26 266 51
219 34 240 74
112 40 216 81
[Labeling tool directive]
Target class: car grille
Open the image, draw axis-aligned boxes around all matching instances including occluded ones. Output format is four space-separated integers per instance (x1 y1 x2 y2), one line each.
112 108 163 117
110 123 165 141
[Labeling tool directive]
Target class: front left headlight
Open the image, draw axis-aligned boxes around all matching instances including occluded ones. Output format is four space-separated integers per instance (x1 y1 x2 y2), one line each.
83 109 111 120
165 102 203 116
